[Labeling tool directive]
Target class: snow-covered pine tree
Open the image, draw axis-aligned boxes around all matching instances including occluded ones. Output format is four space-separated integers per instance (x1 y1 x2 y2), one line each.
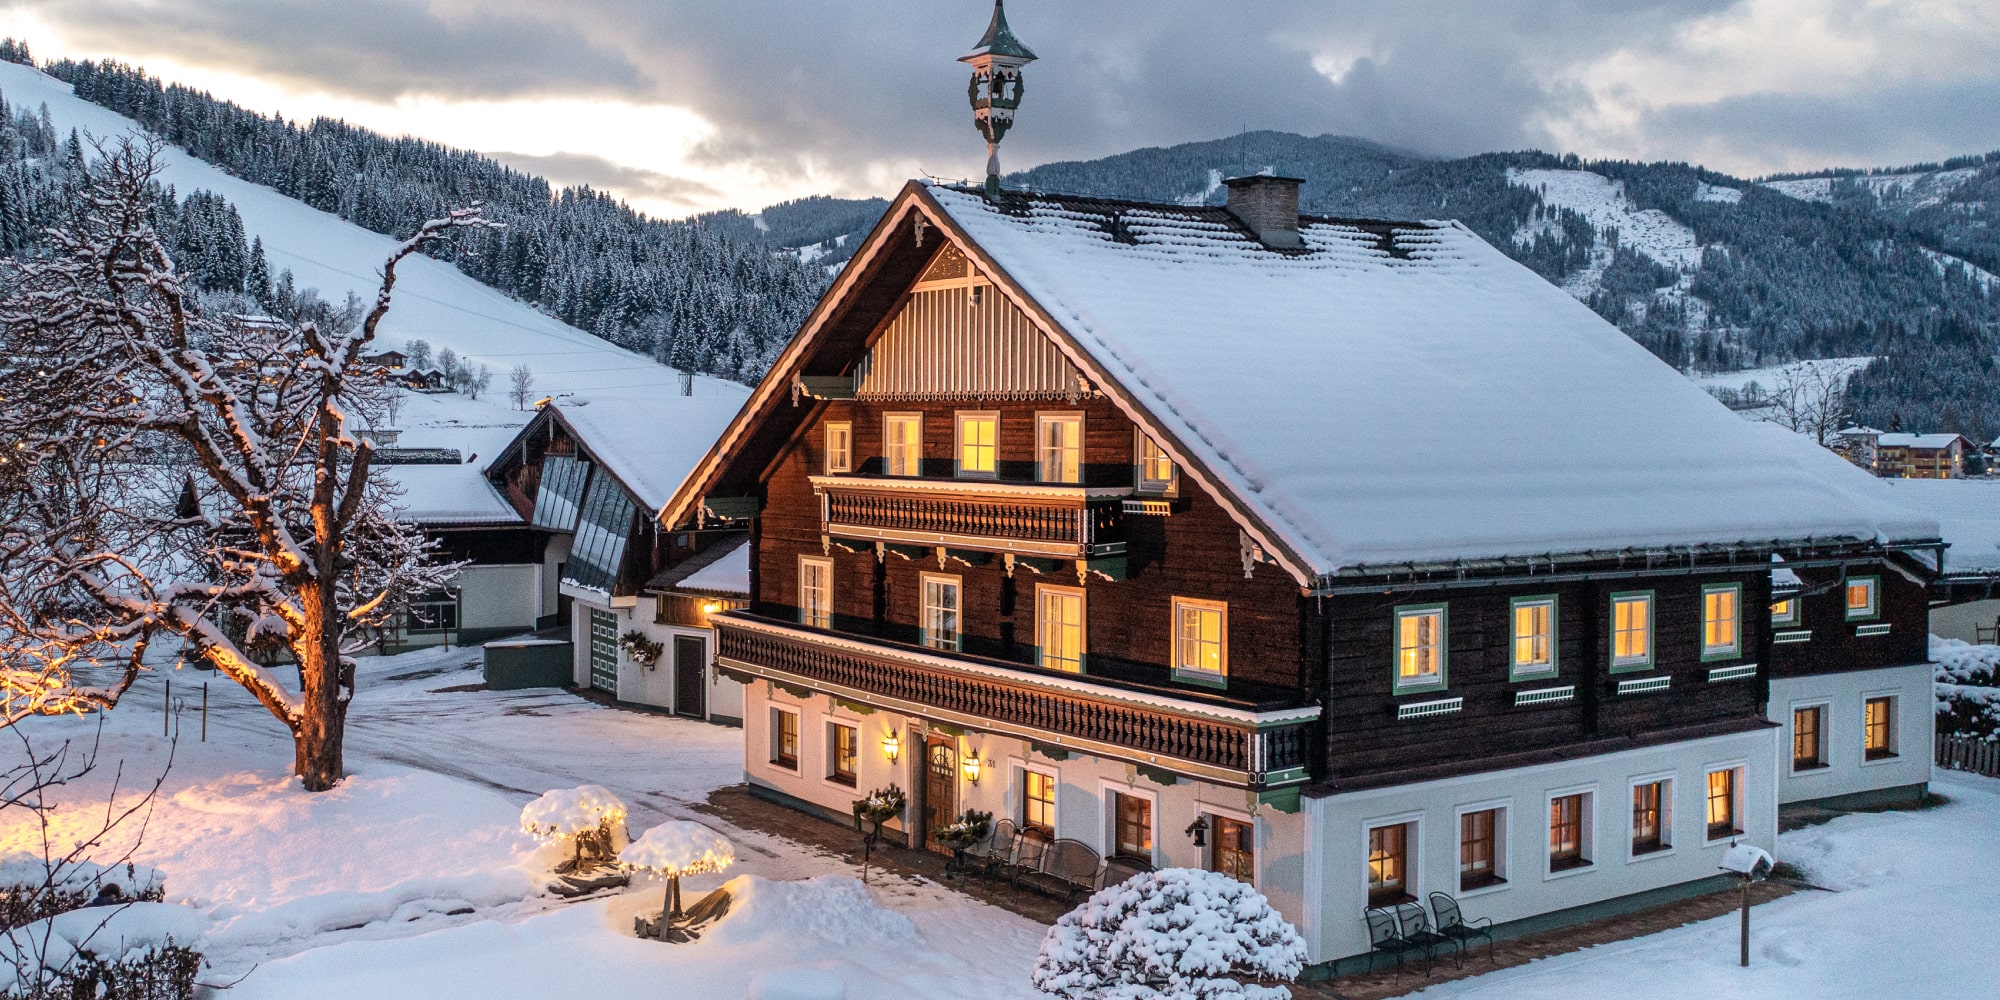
1032 868 1308 1000
0 139 484 789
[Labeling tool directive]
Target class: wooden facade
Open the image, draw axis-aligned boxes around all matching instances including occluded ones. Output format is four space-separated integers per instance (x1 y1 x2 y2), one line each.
672 183 1940 805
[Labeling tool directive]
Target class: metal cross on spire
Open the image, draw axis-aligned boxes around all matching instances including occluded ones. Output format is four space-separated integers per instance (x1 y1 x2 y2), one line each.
960 0 1036 197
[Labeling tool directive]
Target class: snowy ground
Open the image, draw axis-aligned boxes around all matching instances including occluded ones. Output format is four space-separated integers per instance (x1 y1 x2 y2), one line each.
3 643 1995 999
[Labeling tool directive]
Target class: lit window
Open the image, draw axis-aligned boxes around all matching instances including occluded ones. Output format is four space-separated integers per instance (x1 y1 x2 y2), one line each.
1703 584 1740 659
1459 808 1504 891
798 556 832 629
1771 597 1798 625
828 723 858 786
1367 822 1411 906
1210 816 1255 884
921 574 961 651
1845 577 1879 621
1705 768 1740 840
1037 413 1082 484
885 413 922 477
1136 433 1175 493
1172 598 1227 681
1022 770 1056 837
1112 791 1153 861
1793 706 1824 770
1511 597 1556 678
1037 585 1085 673
824 421 852 474
1865 696 1896 759
771 708 799 770
1631 781 1669 855
956 412 997 477
1549 793 1589 871
1611 593 1652 669
1395 606 1447 692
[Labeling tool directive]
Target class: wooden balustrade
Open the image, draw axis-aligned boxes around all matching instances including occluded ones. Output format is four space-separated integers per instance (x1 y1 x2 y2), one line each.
716 617 1313 787
817 480 1126 559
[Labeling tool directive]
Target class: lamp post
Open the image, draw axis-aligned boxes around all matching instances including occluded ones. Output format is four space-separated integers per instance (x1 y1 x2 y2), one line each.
1718 842 1774 967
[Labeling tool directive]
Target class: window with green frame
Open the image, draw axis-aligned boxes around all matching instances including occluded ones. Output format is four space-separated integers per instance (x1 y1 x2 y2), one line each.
1609 592 1654 672
1394 604 1448 694
1700 583 1742 661
1510 595 1558 680
1844 576 1880 621
1770 595 1799 625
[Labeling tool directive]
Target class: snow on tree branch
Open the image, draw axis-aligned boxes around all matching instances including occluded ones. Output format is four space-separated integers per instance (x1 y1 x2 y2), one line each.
0 136 475 790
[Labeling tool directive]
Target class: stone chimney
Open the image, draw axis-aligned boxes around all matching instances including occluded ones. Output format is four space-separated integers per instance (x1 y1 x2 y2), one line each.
1223 174 1305 250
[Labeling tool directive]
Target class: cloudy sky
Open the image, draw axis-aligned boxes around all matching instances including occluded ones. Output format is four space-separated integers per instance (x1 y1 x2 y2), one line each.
1 0 1995 219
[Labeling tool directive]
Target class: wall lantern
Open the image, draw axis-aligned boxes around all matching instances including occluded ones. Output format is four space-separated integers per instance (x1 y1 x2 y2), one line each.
882 731 901 762
962 755 983 784
701 600 723 615
1184 816 1209 848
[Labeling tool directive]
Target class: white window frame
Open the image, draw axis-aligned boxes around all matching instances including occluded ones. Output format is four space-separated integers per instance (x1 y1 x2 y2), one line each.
769 706 801 771
1135 430 1177 495
1701 583 1742 661
1100 780 1161 866
920 572 962 652
1453 798 1511 897
1509 596 1557 680
1014 760 1061 838
1701 762 1747 845
885 412 923 477
955 410 999 478
824 719 860 789
1036 412 1083 484
1394 604 1448 694
1543 784 1597 880
798 555 833 629
1625 772 1676 863
1789 700 1831 774
1035 583 1086 673
824 421 852 475
1201 802 1259 888
1362 810 1425 909
1171 597 1228 684
1861 691 1900 764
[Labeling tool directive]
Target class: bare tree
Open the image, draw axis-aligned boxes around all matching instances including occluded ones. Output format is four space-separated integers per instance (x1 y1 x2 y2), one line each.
465 364 493 401
508 364 535 410
1762 360 1853 447
436 347 460 386
403 338 431 371
0 139 484 789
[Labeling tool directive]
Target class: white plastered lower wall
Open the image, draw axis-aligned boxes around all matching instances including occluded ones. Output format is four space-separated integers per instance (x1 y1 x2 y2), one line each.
565 594 743 722
739 680 1308 929
1768 662 1933 805
1303 725 1778 964
454 563 540 633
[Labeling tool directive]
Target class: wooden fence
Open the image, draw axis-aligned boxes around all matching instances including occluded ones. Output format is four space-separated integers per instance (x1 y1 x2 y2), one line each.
1936 735 2000 778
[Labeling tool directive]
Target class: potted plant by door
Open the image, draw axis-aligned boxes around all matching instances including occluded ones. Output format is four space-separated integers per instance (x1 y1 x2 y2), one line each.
934 809 994 880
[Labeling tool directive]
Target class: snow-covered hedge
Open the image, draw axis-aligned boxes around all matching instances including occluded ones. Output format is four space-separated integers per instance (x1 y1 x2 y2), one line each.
1032 867 1307 1000
0 856 165 930
1934 637 2000 740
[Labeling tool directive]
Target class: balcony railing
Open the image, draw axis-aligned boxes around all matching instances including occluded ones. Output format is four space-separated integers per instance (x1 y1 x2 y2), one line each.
810 475 1127 559
716 614 1316 790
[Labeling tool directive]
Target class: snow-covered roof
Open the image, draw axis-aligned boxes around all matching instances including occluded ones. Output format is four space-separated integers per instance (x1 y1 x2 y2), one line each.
382 463 520 526
646 535 751 596
924 183 1940 576
1879 433 1965 450
1836 426 1884 437
552 392 749 514
1876 479 2000 573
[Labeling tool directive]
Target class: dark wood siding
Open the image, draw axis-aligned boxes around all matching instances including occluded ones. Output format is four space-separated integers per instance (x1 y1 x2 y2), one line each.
1767 561 1930 678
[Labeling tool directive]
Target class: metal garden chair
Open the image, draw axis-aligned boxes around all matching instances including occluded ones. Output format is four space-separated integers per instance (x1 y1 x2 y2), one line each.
1364 906 1427 977
1397 900 1460 972
1429 891 1495 963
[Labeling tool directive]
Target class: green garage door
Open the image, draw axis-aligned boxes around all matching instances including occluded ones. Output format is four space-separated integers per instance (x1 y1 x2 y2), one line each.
588 608 618 693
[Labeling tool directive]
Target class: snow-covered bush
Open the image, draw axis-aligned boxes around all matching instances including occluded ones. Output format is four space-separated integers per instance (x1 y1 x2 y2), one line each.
520 785 628 872
621 821 736 940
1 901 206 999
0 856 164 929
1934 637 2000 740
1032 867 1308 1000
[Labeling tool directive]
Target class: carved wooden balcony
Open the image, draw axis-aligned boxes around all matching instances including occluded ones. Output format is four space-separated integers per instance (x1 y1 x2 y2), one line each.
810 475 1128 559
715 613 1318 791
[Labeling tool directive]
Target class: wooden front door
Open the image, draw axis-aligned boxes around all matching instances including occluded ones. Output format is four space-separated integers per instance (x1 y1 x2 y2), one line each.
924 735 957 853
673 635 707 719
